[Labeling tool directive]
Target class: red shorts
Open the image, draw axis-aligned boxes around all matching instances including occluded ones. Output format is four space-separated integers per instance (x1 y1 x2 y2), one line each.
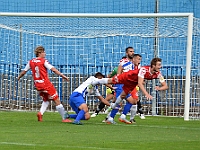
112 71 138 96
122 83 138 95
130 86 139 100
38 85 58 101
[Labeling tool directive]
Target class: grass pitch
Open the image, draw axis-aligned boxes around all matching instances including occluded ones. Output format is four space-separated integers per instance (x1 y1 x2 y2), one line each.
0 111 200 150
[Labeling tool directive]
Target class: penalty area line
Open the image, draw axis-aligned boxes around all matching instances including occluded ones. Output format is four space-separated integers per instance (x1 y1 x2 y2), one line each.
0 142 119 150
0 142 36 146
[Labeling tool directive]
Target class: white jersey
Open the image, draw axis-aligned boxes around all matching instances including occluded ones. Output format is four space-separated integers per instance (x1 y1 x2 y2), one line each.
119 57 141 72
73 76 101 97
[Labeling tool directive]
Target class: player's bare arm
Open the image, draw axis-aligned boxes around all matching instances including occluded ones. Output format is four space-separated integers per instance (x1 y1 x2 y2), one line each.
155 81 168 91
138 76 153 100
117 65 123 75
51 67 69 81
105 84 118 90
97 96 110 106
17 70 27 80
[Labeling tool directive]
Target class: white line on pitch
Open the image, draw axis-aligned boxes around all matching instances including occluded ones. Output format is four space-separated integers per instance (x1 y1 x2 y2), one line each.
0 142 120 150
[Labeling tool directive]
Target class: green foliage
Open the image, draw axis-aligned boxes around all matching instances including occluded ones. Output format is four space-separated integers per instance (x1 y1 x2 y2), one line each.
0 111 200 150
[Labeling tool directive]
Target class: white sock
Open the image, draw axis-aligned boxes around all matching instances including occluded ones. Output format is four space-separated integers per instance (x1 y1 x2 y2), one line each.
92 78 109 85
56 104 66 120
120 114 126 119
111 96 122 109
108 116 114 121
116 96 123 105
130 105 137 120
40 101 49 115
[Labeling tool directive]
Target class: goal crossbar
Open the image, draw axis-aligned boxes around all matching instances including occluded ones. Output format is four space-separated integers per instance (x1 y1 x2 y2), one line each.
0 12 193 18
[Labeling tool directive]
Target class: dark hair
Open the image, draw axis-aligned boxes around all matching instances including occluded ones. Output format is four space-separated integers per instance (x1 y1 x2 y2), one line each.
125 47 133 53
94 72 105 78
121 56 127 59
151 58 162 67
133 54 142 58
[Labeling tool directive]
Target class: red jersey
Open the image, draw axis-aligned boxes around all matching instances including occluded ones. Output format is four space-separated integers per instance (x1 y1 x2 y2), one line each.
112 66 165 85
138 66 165 82
112 65 165 95
24 57 54 90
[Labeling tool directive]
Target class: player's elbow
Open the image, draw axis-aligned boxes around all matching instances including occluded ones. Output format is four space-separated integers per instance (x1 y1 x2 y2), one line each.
163 84 168 90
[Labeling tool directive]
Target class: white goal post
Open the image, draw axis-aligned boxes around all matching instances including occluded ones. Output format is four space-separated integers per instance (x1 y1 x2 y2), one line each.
0 12 196 121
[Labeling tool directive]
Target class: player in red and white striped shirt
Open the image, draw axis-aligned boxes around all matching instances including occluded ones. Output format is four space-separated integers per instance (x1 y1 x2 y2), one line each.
18 46 72 123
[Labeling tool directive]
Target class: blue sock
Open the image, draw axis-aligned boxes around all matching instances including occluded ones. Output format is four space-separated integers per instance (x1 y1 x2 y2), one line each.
123 102 132 115
70 114 86 120
80 115 86 120
69 114 77 119
110 104 120 118
75 110 85 121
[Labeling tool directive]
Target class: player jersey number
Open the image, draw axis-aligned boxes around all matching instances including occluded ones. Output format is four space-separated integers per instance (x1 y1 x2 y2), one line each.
35 66 40 78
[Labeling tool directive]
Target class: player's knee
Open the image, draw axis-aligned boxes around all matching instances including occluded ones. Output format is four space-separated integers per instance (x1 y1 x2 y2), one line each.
120 91 127 99
79 103 88 112
120 94 126 99
54 98 61 106
127 97 138 105
85 112 90 120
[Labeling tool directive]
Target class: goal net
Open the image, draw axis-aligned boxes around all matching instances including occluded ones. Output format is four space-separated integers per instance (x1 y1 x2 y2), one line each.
0 13 199 120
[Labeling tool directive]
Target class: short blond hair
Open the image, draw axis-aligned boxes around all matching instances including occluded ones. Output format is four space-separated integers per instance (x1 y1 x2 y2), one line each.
34 46 45 57
151 58 162 67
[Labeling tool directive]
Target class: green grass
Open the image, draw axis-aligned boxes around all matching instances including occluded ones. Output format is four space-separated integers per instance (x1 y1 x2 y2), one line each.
0 111 200 150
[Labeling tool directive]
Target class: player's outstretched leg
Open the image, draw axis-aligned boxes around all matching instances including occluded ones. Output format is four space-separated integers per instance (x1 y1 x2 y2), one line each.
130 105 137 123
119 101 132 124
105 106 120 124
56 104 72 123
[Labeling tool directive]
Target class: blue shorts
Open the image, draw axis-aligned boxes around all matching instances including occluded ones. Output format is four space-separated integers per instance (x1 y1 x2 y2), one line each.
69 92 85 114
113 84 123 98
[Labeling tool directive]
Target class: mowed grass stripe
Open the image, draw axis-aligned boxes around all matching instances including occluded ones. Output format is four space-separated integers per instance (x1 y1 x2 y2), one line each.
0 111 200 150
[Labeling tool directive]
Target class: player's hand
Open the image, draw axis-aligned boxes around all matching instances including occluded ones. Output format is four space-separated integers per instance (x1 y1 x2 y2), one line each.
155 86 160 91
62 76 69 81
145 93 153 100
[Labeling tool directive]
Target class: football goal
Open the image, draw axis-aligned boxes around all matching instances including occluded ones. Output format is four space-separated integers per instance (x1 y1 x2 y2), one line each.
0 12 199 121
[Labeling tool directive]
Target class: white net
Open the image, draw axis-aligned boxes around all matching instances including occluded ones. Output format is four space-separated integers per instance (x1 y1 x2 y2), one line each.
0 14 199 120
0 17 189 38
